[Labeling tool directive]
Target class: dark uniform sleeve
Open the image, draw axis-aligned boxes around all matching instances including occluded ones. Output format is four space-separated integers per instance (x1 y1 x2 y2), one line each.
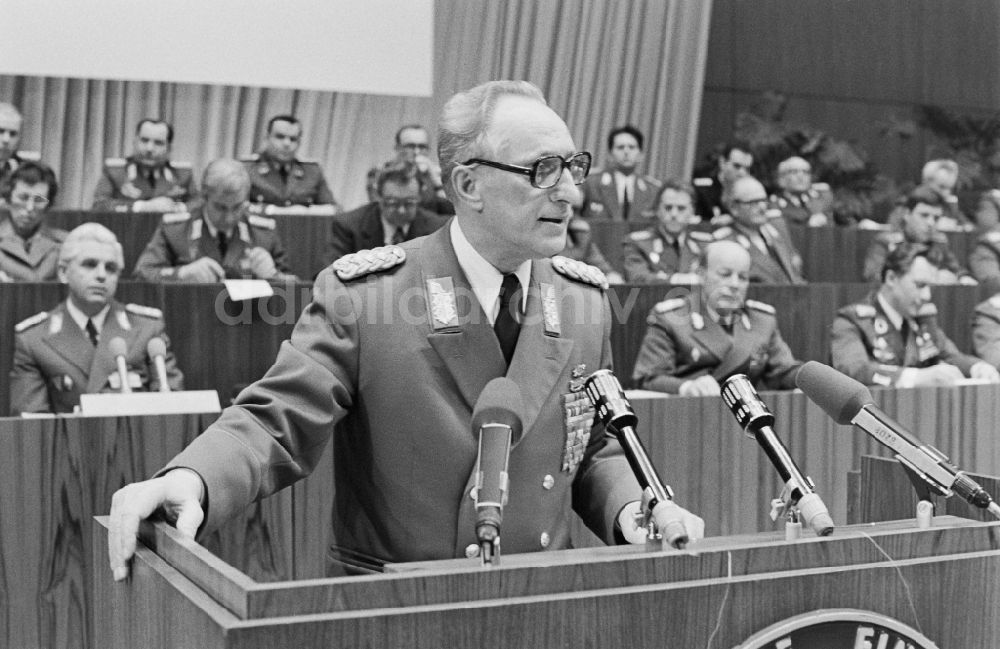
10 335 52 414
938 243 971 279
830 312 903 386
133 225 182 281
631 314 688 393
264 230 297 280
929 324 979 376
760 326 803 389
91 169 132 211
313 168 338 208
621 239 658 283
972 304 1000 368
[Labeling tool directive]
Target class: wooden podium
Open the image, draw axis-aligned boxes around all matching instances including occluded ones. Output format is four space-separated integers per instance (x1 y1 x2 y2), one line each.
93 511 1000 648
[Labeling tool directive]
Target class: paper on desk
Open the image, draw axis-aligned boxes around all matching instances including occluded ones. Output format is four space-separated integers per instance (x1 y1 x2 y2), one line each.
224 279 274 301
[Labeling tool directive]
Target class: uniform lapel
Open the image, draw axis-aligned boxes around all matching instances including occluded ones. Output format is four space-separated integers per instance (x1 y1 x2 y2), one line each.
873 297 907 363
598 179 622 221
41 303 95 378
761 224 798 282
86 302 129 393
689 312 738 378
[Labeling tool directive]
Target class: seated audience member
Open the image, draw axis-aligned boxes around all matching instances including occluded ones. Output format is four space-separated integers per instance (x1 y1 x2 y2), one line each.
692 142 753 224
972 294 1000 369
831 243 998 388
10 223 184 414
365 124 453 215
578 125 660 220
713 176 805 284
621 180 710 283
0 161 65 281
921 158 970 229
769 156 834 227
632 240 803 395
0 102 41 189
242 114 338 211
327 162 448 265
973 189 1000 231
862 186 975 284
968 190 1000 291
560 216 622 283
91 118 196 213
133 158 297 282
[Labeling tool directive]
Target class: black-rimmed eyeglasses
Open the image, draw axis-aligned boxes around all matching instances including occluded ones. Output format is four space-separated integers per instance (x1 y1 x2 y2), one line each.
462 152 591 189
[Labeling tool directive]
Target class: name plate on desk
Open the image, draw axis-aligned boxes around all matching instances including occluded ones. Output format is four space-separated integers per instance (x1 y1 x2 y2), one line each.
79 390 221 416
224 279 274 301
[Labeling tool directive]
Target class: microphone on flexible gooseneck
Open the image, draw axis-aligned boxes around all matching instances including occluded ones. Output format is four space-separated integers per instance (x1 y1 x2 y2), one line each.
721 375 835 536
146 337 171 392
796 361 1000 520
108 337 132 394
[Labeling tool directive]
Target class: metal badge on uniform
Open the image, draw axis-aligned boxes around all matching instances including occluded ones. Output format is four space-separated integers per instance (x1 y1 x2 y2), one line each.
874 317 889 335
426 277 459 330
916 331 940 363
873 342 896 363
561 391 593 473
541 282 561 337
53 375 73 392
568 364 587 392
749 346 769 371
691 347 701 363
691 312 704 330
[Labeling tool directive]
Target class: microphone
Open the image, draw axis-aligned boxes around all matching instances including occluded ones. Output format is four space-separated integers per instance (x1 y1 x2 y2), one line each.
108 337 132 394
797 361 1000 520
146 337 171 392
470 377 524 565
721 375 835 536
583 369 689 548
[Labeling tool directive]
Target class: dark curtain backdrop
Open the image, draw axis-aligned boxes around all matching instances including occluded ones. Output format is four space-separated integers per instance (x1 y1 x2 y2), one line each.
0 0 712 210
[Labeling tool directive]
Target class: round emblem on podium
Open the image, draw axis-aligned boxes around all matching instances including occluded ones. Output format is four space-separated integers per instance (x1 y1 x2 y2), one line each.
736 609 938 649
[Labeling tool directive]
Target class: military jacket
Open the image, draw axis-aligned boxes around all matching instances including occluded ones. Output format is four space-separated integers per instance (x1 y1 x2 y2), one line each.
10 301 184 414
862 230 968 283
769 184 833 226
243 152 337 209
969 227 1000 291
830 292 978 386
578 169 660 220
713 221 806 284
631 296 802 393
91 157 196 212
621 227 710 283
692 175 725 222
0 216 66 281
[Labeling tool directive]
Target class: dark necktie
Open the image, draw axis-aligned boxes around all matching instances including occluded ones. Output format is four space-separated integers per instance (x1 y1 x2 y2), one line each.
392 227 406 245
279 164 290 185
622 184 631 220
85 319 99 346
494 274 522 367
146 168 157 187
217 231 229 258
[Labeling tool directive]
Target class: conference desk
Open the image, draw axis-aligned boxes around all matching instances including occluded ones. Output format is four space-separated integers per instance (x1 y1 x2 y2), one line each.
3 384 999 648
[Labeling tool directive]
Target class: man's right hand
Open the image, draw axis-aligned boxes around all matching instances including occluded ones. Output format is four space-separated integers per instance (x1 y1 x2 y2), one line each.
176 257 225 282
108 469 205 582
908 363 966 387
679 375 722 397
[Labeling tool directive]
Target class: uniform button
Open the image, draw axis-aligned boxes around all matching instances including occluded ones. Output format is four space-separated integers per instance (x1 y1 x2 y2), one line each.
542 474 555 490
465 543 480 559
469 487 477 500
539 532 551 548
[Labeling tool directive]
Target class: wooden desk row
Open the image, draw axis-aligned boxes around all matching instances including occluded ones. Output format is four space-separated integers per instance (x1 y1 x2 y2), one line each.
4 384 999 649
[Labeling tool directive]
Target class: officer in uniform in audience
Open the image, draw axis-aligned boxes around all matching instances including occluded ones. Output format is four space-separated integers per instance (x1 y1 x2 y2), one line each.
832 242 997 388
107 80 704 582
712 176 806 284
621 180 711 283
91 118 197 213
769 156 834 227
365 124 453 215
862 185 974 284
242 114 338 211
971 293 1000 369
577 125 660 220
0 161 66 282
10 223 184 414
0 102 42 191
692 142 753 224
632 240 803 395
133 158 297 282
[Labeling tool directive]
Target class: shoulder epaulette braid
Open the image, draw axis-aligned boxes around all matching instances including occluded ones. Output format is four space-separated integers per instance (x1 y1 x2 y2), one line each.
986 231 1000 244
688 230 713 243
989 294 1000 309
162 211 191 224
171 161 192 169
15 311 49 333
629 230 652 241
853 304 876 318
712 226 733 240
693 177 713 187
332 245 406 281
654 298 685 313
745 299 775 314
126 303 163 319
239 154 260 163
248 215 277 230
550 255 609 289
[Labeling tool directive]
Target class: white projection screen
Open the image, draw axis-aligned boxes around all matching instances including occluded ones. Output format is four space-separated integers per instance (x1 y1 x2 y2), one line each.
0 0 433 96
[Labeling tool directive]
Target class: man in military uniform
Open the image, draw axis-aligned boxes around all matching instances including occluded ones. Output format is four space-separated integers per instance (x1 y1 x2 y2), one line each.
91 118 196 213
10 223 184 414
621 180 710 283
133 158 297 282
862 186 974 284
692 142 753 224
972 293 1000 369
713 176 805 284
108 80 704 582
769 156 834 227
577 125 660 220
242 114 338 212
0 102 42 191
326 162 448 265
365 124 453 215
632 240 802 395
0 161 66 281
832 242 997 388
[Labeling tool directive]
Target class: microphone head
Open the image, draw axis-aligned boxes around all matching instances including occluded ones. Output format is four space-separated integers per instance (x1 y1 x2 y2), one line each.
796 361 874 425
471 378 525 444
108 336 128 358
146 336 167 358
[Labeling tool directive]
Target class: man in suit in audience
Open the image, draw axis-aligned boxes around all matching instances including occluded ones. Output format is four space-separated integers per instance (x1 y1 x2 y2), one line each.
692 142 753 224
621 180 711 283
712 176 806 284
91 118 197 213
632 240 802 395
578 125 660 220
10 223 183 414
769 156 834 227
0 102 42 191
921 158 970 229
133 158 297 282
107 80 704 581
972 293 1000 369
365 124 454 215
242 115 338 212
0 161 66 282
326 162 448 265
862 186 975 284
832 242 997 388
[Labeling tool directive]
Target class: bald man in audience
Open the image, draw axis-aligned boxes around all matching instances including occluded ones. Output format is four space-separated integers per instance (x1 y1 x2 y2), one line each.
632 240 803 395
921 158 969 229
10 223 183 414
0 161 66 282
133 158 297 282
769 156 833 227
